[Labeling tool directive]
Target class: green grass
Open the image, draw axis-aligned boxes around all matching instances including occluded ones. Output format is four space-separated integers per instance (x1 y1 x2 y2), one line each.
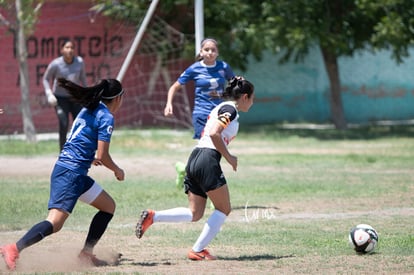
0 125 413 273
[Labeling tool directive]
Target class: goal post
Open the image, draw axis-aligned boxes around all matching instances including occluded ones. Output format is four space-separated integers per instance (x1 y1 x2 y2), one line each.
116 0 160 82
110 2 194 130
194 0 204 55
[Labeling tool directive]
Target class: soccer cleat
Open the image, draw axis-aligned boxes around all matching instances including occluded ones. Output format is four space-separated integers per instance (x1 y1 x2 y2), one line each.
187 249 217 261
175 161 186 190
135 209 155 239
0 243 19 270
78 250 108 267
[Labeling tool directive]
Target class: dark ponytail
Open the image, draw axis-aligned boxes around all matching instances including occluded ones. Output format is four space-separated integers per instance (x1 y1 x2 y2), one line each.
223 76 254 100
58 78 123 110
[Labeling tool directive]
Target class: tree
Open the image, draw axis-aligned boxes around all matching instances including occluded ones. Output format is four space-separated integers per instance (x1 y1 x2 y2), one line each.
0 0 43 142
256 0 414 129
93 0 414 129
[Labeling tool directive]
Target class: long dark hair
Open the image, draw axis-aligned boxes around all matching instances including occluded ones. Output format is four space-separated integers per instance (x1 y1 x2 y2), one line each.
58 78 124 110
223 76 254 100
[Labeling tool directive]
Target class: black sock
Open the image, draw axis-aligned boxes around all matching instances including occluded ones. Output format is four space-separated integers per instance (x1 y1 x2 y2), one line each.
83 211 113 251
16 220 53 252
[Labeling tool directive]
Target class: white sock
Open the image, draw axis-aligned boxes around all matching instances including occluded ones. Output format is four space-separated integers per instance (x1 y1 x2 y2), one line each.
153 207 192 223
192 210 227 252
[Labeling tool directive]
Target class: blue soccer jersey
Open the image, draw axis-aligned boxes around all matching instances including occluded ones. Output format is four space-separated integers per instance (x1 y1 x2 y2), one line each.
56 102 114 175
178 60 234 116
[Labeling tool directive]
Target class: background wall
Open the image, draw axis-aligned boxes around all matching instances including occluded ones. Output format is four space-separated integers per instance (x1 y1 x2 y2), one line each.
0 1 192 134
241 48 414 125
1 2 414 135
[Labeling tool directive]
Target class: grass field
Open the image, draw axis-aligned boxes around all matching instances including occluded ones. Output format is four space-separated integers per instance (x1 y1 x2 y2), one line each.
0 124 413 274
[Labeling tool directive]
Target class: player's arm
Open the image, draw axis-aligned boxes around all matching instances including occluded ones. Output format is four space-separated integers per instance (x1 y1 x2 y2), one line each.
95 140 125 181
209 109 238 171
210 122 237 171
225 62 235 80
42 62 58 106
164 81 182 116
42 61 59 90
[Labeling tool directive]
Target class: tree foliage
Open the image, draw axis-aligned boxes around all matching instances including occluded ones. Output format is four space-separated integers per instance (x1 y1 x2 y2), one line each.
91 0 414 128
0 0 42 34
260 0 414 64
91 0 265 71
92 0 414 68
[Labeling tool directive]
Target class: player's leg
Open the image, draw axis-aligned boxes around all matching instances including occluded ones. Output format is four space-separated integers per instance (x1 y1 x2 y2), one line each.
135 190 208 239
175 161 186 189
78 182 114 266
0 209 66 270
70 101 82 119
188 185 229 261
55 96 70 150
16 208 65 251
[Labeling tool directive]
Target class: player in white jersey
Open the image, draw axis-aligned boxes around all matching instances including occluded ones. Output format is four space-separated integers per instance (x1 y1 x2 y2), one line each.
136 76 254 261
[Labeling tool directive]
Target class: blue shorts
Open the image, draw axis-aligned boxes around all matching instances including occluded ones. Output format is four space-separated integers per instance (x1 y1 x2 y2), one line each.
48 164 95 213
192 113 209 139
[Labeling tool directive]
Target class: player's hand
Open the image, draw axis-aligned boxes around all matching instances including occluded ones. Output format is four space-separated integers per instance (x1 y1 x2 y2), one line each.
114 167 125 181
164 104 173 117
226 155 238 171
45 89 57 106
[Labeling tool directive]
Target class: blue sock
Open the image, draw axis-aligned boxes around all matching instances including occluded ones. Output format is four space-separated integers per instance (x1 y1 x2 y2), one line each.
83 211 113 251
16 220 53 252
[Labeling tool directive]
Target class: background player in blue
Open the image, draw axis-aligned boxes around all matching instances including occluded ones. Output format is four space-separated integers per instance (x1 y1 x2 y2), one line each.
164 37 235 139
137 76 254 261
0 78 125 271
43 40 88 151
164 38 235 187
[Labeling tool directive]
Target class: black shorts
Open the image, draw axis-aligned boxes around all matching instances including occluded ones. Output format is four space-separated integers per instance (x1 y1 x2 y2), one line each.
184 147 227 198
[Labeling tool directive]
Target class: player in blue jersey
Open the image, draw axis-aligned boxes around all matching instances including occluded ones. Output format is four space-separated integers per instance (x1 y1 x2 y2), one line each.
164 38 235 188
0 78 125 271
43 40 88 151
137 76 254 261
164 38 235 139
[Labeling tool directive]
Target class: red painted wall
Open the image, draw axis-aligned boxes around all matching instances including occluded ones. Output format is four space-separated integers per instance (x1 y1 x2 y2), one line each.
0 1 193 134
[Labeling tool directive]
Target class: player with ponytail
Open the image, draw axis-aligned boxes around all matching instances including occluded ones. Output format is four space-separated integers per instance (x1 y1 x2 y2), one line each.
1 78 125 270
136 76 254 261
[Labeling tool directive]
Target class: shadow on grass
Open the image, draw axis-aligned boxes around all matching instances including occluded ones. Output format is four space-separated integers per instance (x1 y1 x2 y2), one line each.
240 123 414 140
127 259 174 267
220 254 295 261
127 254 295 266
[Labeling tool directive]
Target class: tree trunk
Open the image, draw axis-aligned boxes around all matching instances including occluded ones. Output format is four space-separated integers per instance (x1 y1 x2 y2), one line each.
320 46 347 130
16 0 36 142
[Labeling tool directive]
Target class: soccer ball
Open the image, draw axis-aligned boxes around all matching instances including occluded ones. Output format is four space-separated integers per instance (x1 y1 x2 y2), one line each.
348 224 379 253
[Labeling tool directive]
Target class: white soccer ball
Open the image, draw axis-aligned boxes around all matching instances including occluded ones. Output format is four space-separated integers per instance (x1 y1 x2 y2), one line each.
348 224 379 253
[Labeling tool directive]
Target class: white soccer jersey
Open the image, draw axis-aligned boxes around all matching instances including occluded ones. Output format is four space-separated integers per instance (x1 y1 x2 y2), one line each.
197 101 239 150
